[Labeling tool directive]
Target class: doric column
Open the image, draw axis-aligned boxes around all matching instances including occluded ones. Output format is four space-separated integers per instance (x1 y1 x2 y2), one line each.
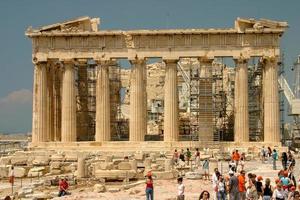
53 64 62 141
234 57 249 142
164 59 179 142
47 62 54 141
129 59 147 141
76 59 89 141
95 60 111 142
198 58 214 141
61 60 77 142
263 56 280 143
32 62 48 143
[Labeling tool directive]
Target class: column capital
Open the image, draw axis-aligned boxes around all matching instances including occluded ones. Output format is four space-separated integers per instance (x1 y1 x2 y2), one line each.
198 56 214 64
233 56 249 64
74 58 88 66
262 55 279 63
129 58 146 65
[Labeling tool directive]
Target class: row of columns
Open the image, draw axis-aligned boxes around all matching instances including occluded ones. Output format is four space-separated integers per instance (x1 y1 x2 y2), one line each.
32 56 280 144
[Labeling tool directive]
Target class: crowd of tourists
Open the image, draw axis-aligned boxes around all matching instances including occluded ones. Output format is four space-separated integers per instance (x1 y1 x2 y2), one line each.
145 147 299 200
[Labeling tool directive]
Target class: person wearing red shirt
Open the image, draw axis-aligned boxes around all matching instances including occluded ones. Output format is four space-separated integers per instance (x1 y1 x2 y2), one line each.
145 175 154 200
58 178 69 197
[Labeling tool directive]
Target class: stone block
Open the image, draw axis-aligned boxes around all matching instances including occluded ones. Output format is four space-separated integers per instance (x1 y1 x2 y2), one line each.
51 154 65 162
50 169 62 175
27 167 45 177
32 156 50 166
64 153 78 162
94 170 137 180
18 187 33 198
0 156 11 165
11 156 28 165
151 164 159 170
134 153 144 160
0 166 8 178
185 171 202 180
152 170 178 179
93 184 106 193
50 161 61 169
99 162 113 170
118 162 132 170
14 167 27 178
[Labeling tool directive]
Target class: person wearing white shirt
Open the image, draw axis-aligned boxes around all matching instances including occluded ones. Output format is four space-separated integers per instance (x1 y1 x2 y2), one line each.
272 183 286 200
212 168 220 200
177 177 185 200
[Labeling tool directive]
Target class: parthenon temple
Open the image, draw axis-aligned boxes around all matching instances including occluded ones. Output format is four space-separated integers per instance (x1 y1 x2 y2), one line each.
25 16 288 150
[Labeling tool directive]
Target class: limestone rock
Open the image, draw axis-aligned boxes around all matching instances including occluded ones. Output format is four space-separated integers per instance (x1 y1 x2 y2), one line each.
50 169 61 175
0 166 8 178
0 156 11 165
118 162 132 170
151 164 159 170
11 156 28 165
134 153 144 160
152 170 178 179
99 162 113 170
28 167 45 177
32 156 50 166
14 167 27 178
185 171 202 180
95 170 137 180
51 154 65 162
50 161 61 169
93 184 106 193
18 187 33 198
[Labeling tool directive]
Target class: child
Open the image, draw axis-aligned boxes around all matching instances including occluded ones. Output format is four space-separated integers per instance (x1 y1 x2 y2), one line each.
177 177 185 200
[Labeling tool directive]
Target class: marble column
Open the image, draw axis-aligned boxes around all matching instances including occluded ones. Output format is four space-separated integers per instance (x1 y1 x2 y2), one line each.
76 59 89 141
129 59 147 141
263 56 280 143
95 60 111 142
47 63 54 141
53 64 62 141
32 62 48 143
61 60 77 142
234 58 249 142
198 58 214 141
164 59 179 142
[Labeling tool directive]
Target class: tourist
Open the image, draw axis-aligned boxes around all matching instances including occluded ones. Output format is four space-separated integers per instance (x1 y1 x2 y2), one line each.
145 175 154 200
267 147 273 164
288 190 300 200
232 150 240 167
202 159 210 180
256 176 263 198
238 170 246 200
212 168 221 199
272 149 278 170
288 168 297 187
195 148 201 168
261 146 266 163
177 177 185 200
240 154 245 171
288 186 296 200
287 153 296 169
280 171 291 191
272 183 285 200
173 149 179 164
228 171 239 200
58 177 69 197
262 178 273 200
199 190 210 200
179 149 185 162
186 148 192 166
282 152 288 170
229 159 237 173
246 178 258 200
216 175 226 200
9 166 14 186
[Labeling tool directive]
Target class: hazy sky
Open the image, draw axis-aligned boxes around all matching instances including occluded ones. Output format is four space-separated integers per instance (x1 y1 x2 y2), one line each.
0 0 300 133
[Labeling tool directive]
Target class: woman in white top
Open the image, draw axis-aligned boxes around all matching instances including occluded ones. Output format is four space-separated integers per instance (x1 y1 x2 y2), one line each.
272 183 286 200
217 175 226 200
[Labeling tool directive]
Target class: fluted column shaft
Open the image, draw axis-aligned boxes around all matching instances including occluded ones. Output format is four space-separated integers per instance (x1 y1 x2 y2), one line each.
129 59 147 141
234 58 249 142
32 62 48 142
95 61 111 142
47 63 54 141
61 61 77 142
263 57 280 143
53 66 62 141
164 60 179 142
